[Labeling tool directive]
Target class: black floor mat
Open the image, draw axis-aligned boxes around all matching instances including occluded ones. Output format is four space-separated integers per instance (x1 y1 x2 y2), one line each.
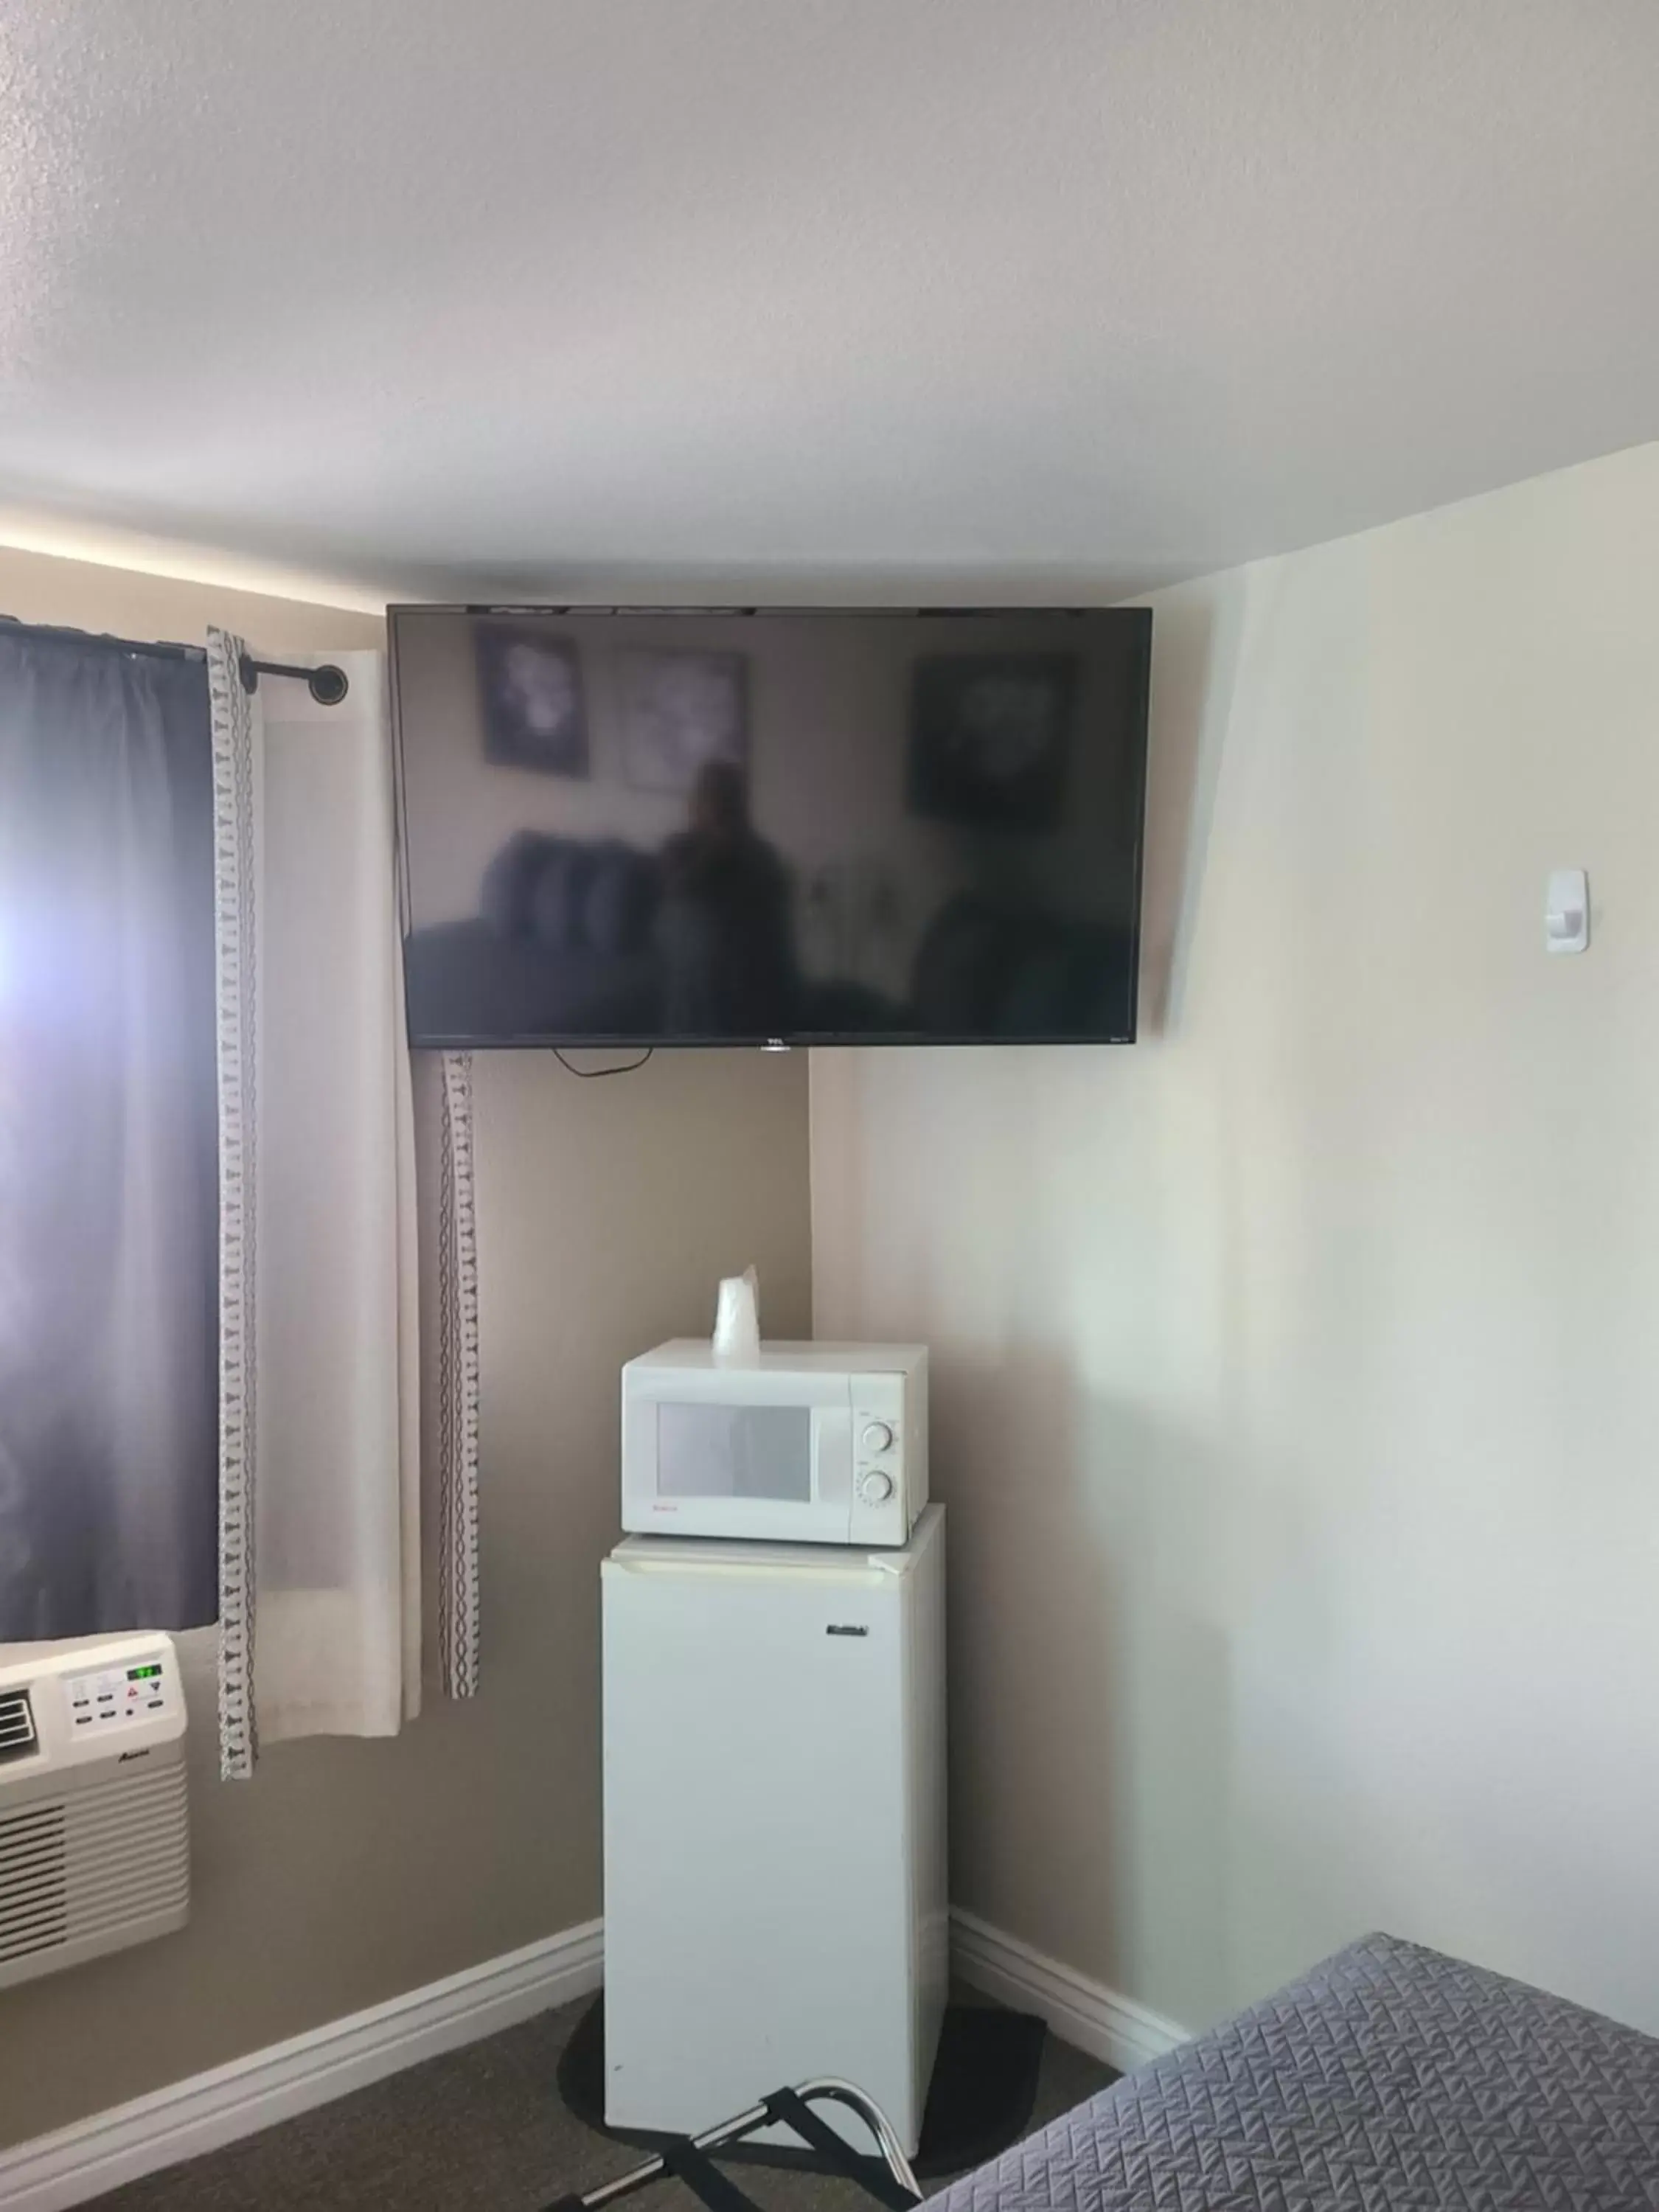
556 1994 1048 2183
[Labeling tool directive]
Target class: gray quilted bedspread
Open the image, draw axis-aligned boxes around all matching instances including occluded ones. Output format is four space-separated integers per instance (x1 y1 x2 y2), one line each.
931 1932 1659 2211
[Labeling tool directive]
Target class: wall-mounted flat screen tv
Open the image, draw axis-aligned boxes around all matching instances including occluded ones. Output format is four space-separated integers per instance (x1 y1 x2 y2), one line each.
389 606 1152 1048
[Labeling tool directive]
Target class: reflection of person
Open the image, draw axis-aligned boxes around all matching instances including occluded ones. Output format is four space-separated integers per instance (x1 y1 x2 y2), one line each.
657 764 795 1037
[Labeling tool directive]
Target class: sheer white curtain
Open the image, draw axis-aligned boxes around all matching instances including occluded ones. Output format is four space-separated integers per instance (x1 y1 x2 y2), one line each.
207 632 421 1774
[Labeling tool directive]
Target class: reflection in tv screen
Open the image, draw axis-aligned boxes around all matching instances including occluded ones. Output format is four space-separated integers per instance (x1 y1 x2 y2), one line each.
389 608 1151 1048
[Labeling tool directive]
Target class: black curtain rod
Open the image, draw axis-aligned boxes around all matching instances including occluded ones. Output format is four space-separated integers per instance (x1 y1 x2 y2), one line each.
0 617 348 703
238 653 349 705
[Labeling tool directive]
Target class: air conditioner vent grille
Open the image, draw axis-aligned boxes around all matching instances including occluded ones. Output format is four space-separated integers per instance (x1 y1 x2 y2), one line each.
0 1690 37 1763
0 1801 69 1962
0 1758 189 1983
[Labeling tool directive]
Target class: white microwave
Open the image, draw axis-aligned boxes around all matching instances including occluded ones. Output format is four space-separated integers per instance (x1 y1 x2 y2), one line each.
621 1341 928 1548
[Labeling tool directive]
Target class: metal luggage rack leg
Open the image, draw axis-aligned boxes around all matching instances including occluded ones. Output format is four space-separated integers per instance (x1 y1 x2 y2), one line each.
543 2078 923 2212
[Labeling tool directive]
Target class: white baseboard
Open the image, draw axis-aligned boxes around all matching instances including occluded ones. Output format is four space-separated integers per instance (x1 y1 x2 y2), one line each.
0 1918 604 2212
950 1908 1187 2077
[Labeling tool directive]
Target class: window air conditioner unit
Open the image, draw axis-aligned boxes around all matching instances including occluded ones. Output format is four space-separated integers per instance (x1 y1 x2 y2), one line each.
0 1633 189 1990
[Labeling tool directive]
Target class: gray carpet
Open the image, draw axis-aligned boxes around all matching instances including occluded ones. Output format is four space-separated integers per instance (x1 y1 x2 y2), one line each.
92 1996 1113 2211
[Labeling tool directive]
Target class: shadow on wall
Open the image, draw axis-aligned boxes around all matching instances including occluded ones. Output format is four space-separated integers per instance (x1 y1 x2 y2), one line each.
1137 586 1245 1038
928 1338 1233 2025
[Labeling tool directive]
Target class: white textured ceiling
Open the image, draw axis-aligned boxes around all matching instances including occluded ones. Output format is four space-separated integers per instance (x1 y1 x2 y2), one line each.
3 1 1658 610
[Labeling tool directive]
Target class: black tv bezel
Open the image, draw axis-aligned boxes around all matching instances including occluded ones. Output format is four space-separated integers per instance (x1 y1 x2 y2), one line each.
388 604 1152 1051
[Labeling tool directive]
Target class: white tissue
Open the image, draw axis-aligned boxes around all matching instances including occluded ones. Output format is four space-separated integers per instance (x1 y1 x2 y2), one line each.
712 1265 762 1364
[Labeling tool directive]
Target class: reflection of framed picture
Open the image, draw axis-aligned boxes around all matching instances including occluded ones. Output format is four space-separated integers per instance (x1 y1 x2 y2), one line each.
476 626 588 776
908 654 1076 831
621 649 747 795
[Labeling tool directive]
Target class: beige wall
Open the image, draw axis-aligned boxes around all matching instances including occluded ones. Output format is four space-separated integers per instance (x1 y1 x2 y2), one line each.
0 551 813 2149
0 544 383 659
812 440 1659 2041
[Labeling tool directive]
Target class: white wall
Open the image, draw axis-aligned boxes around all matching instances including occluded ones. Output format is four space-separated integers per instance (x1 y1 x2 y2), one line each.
811 440 1659 2039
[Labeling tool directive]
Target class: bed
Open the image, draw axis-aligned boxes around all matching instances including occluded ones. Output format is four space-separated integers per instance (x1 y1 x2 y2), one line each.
930 1932 1659 2211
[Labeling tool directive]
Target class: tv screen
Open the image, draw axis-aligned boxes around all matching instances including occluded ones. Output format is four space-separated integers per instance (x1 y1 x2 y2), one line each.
389 606 1151 1048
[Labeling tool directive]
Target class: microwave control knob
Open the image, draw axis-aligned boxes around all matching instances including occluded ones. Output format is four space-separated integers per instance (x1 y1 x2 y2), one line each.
860 1422 895 1453
859 1469 895 1504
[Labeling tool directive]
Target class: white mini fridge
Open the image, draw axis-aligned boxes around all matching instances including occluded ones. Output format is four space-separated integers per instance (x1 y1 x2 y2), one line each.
602 1504 947 2154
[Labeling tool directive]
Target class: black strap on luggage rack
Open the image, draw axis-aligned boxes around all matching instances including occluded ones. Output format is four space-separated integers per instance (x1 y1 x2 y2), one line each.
542 2078 924 2212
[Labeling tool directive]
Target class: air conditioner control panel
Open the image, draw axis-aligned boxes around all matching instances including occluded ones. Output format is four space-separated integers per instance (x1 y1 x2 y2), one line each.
0 1635 187 1775
64 1652 177 1733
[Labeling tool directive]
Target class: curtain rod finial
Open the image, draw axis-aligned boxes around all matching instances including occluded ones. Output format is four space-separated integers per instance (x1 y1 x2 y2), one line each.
240 654 349 706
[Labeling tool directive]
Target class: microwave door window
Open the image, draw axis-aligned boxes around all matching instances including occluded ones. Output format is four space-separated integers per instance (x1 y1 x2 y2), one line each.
657 1404 813 1503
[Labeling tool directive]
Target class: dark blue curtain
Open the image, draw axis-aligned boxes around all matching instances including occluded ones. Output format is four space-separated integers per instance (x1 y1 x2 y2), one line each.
0 631 219 1638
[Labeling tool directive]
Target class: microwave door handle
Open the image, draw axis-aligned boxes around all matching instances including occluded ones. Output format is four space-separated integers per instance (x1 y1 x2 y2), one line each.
814 1405 852 1514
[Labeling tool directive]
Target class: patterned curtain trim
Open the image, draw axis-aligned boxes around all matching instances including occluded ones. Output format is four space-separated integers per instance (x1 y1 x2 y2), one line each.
438 1050 481 1697
206 628 260 1778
